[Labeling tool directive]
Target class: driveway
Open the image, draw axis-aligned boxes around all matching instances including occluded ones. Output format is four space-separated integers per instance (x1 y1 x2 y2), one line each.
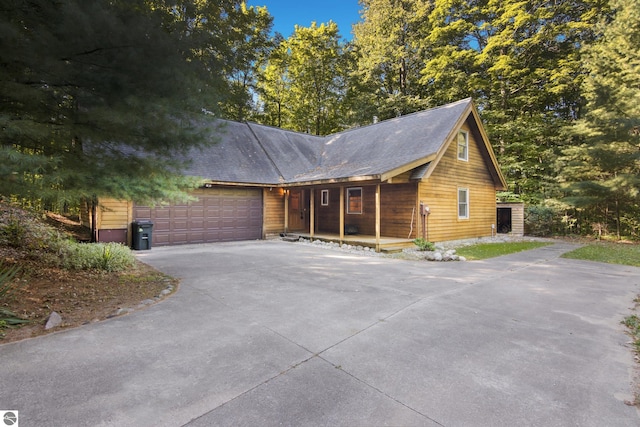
1 240 639 426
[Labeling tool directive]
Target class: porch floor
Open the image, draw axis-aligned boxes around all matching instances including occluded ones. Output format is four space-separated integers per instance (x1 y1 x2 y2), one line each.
290 232 415 252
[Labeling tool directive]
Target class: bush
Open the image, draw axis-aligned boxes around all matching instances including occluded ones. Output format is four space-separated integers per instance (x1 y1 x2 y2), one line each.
60 242 135 272
0 216 27 247
413 238 436 251
524 205 557 237
0 262 30 337
1 202 135 272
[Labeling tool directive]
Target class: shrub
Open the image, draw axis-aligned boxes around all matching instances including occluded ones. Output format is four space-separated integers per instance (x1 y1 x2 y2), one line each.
0 216 27 247
413 238 436 251
524 205 557 237
61 242 135 272
1 202 135 272
0 262 30 337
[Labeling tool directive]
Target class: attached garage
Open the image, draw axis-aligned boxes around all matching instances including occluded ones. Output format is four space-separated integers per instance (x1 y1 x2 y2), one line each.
133 187 263 247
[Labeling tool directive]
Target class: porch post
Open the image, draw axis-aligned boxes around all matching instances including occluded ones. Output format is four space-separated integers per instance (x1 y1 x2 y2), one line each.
375 183 381 252
339 186 344 246
310 188 315 239
284 189 289 233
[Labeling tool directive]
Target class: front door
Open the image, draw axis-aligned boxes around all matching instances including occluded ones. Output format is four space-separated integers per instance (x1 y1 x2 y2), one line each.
288 189 309 232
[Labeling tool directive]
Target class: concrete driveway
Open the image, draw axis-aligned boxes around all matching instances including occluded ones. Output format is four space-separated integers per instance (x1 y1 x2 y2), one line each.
1 240 640 426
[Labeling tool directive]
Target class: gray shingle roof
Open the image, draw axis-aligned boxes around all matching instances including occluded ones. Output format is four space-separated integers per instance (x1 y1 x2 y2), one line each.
189 98 476 185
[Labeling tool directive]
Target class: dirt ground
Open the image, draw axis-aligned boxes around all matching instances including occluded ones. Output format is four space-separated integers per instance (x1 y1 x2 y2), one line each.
0 213 177 344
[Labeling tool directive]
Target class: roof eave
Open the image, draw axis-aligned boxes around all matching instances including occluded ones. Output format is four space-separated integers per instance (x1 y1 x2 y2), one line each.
380 155 437 182
281 175 382 187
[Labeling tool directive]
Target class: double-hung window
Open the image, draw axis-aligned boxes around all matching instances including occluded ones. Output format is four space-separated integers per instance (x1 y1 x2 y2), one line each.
458 188 469 219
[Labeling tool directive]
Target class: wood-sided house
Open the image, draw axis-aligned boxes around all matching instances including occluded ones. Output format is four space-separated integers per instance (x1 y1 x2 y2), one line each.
85 98 507 251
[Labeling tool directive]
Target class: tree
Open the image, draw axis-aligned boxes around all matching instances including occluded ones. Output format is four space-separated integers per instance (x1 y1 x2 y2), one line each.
417 0 605 201
256 22 349 135
215 2 273 122
255 35 291 128
149 0 274 122
0 0 222 209
286 22 349 135
558 0 640 238
351 0 431 122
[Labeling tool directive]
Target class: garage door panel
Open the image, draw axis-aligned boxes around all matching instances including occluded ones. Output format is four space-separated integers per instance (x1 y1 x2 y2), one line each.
134 187 263 246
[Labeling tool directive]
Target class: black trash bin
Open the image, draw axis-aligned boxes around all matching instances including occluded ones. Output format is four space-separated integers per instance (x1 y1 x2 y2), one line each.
131 221 153 250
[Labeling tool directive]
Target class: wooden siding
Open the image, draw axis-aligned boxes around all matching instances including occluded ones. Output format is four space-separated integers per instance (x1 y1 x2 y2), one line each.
315 187 341 233
263 187 285 237
380 183 418 238
386 170 413 184
342 184 376 235
310 183 416 238
418 122 497 242
97 199 132 230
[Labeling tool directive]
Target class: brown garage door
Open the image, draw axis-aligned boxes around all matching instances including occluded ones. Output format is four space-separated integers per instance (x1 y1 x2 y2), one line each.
133 187 263 246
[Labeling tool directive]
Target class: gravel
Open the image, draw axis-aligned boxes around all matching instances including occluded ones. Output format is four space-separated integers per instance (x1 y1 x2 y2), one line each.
289 235 551 261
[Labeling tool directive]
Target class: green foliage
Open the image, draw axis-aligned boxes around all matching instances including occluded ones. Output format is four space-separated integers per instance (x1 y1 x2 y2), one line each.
351 0 605 201
0 215 26 248
523 204 582 237
256 22 349 135
0 0 224 207
496 192 522 202
351 0 431 121
1 202 134 271
456 242 551 260
561 243 640 267
525 205 556 237
0 262 30 338
413 238 436 251
623 315 640 352
0 262 21 301
557 0 640 239
60 242 135 272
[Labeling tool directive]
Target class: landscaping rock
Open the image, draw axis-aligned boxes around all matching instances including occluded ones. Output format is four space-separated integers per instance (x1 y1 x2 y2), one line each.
45 311 62 330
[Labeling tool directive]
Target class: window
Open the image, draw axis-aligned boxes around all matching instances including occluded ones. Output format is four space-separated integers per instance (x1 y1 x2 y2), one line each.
321 189 329 206
347 187 362 214
457 130 468 161
458 188 469 219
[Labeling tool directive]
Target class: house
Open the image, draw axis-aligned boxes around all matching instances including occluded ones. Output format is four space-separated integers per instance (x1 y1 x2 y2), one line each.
85 98 507 251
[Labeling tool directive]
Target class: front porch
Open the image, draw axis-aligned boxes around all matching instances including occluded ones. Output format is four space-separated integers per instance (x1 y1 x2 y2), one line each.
287 232 415 253
282 183 420 253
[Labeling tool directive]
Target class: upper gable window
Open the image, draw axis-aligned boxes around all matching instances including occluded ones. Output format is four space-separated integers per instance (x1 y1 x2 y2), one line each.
457 130 469 161
347 187 362 214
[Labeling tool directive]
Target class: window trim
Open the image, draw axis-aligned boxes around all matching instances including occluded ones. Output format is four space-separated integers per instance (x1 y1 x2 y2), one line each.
321 189 329 206
346 187 363 214
457 130 469 161
458 187 469 219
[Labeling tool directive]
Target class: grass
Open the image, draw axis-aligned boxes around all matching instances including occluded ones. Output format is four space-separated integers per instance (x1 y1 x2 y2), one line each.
624 309 640 406
561 242 640 267
455 241 551 260
623 313 640 352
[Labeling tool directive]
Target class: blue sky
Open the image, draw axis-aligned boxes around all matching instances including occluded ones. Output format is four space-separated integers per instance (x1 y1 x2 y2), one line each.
246 0 362 40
